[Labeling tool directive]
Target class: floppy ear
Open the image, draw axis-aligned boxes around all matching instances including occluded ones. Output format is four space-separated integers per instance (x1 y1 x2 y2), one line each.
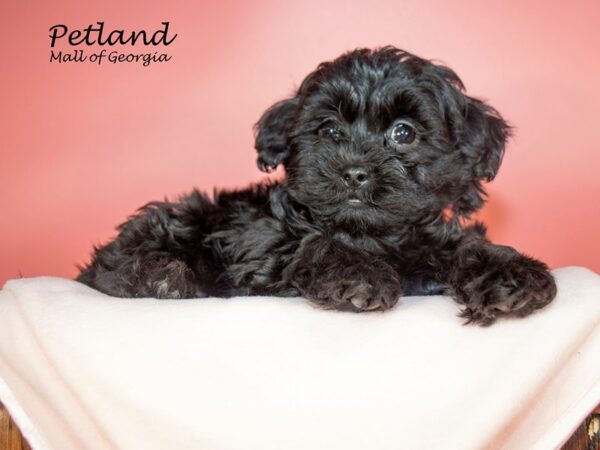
418 59 511 217
420 61 510 182
449 97 511 217
459 97 511 182
254 97 300 172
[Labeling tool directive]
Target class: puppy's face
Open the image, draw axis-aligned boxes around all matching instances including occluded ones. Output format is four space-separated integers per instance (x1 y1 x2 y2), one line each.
255 48 510 230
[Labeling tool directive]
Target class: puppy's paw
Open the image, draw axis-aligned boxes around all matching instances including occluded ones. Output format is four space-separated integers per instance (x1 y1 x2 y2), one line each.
329 277 402 312
137 255 199 299
293 260 403 312
453 250 557 326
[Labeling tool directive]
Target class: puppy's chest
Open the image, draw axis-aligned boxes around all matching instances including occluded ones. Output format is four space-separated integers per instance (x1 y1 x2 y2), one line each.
332 230 422 257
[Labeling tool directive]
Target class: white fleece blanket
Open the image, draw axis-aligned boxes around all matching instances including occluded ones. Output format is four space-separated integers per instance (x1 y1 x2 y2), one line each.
0 267 599 450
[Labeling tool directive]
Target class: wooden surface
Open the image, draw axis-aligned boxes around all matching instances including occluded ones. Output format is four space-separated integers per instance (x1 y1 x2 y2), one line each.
0 403 30 450
0 401 598 449
561 409 600 450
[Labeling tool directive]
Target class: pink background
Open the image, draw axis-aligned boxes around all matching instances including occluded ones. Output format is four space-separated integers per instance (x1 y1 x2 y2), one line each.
1 0 599 285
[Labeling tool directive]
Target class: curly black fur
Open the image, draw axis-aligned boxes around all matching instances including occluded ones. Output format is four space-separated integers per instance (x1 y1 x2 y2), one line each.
77 47 557 325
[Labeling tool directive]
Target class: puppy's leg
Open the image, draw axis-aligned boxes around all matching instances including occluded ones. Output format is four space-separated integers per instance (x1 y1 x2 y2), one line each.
284 235 404 312
77 197 210 299
447 238 557 326
78 250 199 299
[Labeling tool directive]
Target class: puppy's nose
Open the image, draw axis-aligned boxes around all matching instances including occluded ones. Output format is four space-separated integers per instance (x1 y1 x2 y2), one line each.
342 166 369 188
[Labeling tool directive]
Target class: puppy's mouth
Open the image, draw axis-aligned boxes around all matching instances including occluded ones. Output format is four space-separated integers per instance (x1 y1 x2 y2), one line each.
346 192 371 207
347 195 363 206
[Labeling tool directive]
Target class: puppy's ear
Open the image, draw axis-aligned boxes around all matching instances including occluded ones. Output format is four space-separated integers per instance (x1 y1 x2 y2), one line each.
422 61 510 182
450 97 511 216
254 97 299 172
419 59 511 217
459 97 511 182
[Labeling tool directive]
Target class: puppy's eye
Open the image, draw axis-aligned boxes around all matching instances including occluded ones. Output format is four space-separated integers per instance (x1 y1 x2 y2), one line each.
389 121 417 146
318 123 342 141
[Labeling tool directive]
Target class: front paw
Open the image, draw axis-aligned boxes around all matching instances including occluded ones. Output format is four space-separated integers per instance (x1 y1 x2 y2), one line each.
453 248 557 325
326 277 403 312
291 260 403 312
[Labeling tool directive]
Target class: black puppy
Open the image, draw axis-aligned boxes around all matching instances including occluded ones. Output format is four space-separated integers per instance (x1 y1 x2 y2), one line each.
78 47 557 325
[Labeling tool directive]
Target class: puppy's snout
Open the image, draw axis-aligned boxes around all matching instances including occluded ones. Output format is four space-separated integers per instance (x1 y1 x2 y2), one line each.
342 166 370 188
